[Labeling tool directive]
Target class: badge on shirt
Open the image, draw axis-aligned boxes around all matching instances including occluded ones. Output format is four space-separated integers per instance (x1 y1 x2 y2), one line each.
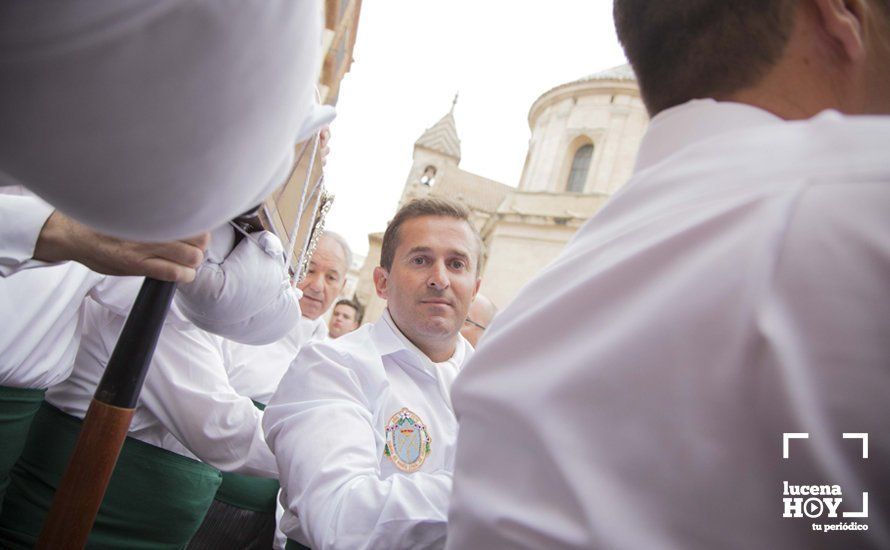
384 407 431 473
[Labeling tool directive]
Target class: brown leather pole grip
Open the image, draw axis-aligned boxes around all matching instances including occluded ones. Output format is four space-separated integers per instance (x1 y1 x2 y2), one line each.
35 400 135 549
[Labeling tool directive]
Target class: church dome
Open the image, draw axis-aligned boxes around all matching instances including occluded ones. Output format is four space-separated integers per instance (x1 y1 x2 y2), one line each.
528 63 640 130
574 63 636 84
519 63 647 196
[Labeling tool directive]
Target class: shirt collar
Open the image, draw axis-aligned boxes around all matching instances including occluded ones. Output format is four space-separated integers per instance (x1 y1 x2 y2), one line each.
372 309 466 372
286 314 327 346
304 315 328 341
634 99 784 173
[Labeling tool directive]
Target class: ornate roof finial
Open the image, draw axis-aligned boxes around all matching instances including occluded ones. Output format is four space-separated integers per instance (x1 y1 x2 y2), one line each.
451 92 459 113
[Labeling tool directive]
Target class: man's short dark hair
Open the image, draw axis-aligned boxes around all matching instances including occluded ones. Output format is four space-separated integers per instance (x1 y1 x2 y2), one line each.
380 197 484 273
334 298 364 325
613 1 798 115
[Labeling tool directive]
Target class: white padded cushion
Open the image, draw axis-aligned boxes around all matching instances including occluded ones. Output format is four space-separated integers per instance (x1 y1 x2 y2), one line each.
0 0 323 240
175 230 300 345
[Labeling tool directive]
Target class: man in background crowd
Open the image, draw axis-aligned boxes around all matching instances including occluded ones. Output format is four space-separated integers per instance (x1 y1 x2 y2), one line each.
460 293 496 348
327 298 363 339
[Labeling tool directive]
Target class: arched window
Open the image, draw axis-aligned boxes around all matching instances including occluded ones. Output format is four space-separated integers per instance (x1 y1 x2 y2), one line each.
566 144 593 193
419 165 437 186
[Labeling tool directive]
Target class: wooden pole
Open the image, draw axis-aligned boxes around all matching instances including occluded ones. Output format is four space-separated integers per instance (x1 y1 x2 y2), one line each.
36 278 176 549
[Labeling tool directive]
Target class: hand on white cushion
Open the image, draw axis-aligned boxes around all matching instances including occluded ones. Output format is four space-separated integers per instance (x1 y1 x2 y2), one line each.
34 210 209 283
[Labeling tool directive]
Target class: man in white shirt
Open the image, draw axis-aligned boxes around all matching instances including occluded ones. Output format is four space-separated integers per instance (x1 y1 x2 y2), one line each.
0 285 280 548
219 233 353 407
0 219 295 547
447 1 890 549
0 192 207 514
264 198 482 550
298 232 353 321
190 232 353 549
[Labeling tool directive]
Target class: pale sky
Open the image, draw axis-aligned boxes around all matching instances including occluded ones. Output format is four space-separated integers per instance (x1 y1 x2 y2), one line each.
323 0 628 257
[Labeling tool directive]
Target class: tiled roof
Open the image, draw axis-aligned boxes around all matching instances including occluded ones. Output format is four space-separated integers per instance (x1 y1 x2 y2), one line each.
414 110 461 160
430 166 512 213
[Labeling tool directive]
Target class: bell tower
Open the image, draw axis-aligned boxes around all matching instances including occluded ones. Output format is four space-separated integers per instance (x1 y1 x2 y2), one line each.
397 94 462 206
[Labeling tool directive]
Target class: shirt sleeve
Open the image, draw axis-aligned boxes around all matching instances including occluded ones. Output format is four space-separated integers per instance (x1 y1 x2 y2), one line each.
138 322 278 478
264 343 452 550
0 195 56 276
87 275 144 316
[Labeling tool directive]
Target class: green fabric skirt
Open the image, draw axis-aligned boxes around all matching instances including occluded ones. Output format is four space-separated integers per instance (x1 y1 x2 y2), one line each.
186 456 280 549
187 398 279 549
0 386 46 513
216 400 281 514
214 470 279 513
0 402 222 549
213 397 279 513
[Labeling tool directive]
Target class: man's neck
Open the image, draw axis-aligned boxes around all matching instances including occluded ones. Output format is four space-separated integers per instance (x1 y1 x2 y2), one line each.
385 311 457 364
721 78 840 121
719 5 863 121
418 342 456 364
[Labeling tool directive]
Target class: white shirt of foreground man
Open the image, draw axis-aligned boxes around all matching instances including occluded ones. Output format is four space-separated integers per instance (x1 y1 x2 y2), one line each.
448 1 890 547
447 45 890 550
448 102 890 550
265 205 481 550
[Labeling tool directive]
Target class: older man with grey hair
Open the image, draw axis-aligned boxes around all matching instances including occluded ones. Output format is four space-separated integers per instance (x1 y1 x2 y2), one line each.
297 232 352 321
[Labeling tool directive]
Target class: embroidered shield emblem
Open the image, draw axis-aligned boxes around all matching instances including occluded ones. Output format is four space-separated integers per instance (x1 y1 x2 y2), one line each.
384 407 431 473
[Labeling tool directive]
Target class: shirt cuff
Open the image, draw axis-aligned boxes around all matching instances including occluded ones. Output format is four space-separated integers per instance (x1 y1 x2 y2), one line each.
0 195 56 276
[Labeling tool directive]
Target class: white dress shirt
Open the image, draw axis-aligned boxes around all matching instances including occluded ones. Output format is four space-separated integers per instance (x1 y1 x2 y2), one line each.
264 310 471 550
447 100 890 549
47 288 277 478
223 315 327 406
0 194 141 388
0 194 54 276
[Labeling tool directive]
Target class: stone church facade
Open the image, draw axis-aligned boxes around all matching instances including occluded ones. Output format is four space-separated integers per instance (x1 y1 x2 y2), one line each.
354 64 649 322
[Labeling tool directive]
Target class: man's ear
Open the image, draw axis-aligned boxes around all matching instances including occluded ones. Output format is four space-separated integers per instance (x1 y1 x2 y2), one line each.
812 0 867 62
472 278 482 301
373 266 389 299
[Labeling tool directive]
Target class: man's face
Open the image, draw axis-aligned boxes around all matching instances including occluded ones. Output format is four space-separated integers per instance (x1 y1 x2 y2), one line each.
374 215 481 352
298 235 347 320
328 304 359 338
